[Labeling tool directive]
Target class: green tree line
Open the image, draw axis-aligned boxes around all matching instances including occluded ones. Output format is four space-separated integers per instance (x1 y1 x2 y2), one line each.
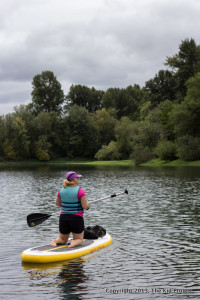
1 38 200 163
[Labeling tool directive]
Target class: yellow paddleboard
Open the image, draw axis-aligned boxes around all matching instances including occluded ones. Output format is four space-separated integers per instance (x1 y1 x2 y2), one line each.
21 233 112 263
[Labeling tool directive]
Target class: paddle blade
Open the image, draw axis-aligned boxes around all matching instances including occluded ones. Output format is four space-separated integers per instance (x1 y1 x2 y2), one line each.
27 213 51 227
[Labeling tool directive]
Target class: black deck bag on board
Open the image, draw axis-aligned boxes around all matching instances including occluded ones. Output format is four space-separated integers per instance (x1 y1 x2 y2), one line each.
84 225 106 239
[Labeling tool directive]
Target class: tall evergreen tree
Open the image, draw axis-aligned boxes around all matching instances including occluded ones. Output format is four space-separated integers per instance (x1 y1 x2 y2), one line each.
165 38 200 99
145 70 177 106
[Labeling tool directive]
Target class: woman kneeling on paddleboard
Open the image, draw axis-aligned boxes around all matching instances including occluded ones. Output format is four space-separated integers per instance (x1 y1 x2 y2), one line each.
51 171 90 248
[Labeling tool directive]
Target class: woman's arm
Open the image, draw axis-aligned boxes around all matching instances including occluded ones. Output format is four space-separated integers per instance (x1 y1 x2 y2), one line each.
55 196 62 207
80 195 90 210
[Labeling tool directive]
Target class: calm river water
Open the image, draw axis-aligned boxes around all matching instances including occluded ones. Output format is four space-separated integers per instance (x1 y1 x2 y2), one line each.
1 165 200 299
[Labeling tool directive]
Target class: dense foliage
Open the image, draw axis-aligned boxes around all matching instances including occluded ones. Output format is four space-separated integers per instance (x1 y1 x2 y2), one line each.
1 38 200 163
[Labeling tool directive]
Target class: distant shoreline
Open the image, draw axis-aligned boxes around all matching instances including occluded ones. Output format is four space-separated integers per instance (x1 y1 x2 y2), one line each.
1 158 200 167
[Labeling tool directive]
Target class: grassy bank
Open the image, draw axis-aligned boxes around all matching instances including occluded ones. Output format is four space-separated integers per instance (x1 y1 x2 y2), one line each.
0 159 135 167
140 159 200 167
1 158 200 167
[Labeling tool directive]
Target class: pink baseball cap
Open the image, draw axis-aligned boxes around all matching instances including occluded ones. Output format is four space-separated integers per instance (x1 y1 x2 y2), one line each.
65 171 82 181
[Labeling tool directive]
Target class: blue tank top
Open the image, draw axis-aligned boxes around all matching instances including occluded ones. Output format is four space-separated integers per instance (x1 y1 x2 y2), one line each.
60 185 83 213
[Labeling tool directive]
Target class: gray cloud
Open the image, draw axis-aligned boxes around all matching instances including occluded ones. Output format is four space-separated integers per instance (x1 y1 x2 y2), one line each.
1 0 200 114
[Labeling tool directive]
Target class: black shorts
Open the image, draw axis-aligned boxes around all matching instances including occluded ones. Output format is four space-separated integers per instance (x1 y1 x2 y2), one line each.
59 214 84 235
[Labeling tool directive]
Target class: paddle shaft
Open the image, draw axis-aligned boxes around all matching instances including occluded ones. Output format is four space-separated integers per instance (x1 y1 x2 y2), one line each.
35 192 123 219
50 190 127 214
89 190 127 204
27 189 128 227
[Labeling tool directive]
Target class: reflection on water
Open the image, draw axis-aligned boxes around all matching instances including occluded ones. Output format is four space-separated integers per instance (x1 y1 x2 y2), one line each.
21 252 102 300
22 258 90 300
1 165 200 299
57 261 88 299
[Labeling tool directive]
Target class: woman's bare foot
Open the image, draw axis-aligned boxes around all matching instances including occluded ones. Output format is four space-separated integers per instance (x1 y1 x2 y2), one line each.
50 233 69 247
51 239 57 247
68 239 82 248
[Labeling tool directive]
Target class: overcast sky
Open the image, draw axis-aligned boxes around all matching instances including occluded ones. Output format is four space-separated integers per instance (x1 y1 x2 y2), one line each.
0 0 200 115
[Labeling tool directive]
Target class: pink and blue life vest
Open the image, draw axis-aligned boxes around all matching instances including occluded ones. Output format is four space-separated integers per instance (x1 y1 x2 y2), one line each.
60 185 83 213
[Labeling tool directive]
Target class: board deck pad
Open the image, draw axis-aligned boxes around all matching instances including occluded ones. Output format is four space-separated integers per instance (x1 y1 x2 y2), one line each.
31 239 94 252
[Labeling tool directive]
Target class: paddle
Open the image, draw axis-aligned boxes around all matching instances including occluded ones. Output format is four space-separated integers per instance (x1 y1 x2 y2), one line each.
27 189 128 227
89 189 128 203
